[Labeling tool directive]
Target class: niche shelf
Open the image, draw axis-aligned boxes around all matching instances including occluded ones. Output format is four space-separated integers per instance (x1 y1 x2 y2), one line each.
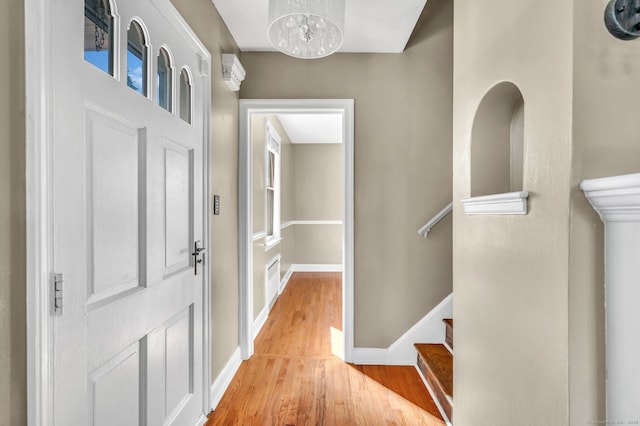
461 191 528 215
466 81 528 216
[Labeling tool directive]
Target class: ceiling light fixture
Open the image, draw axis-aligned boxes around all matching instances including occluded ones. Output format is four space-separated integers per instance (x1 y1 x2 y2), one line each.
268 0 345 59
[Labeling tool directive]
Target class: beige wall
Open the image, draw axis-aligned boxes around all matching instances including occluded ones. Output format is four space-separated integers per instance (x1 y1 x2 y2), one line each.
292 143 342 264
567 0 640 423
292 225 342 265
170 0 240 381
293 144 343 220
0 0 26 424
240 0 454 348
453 0 574 424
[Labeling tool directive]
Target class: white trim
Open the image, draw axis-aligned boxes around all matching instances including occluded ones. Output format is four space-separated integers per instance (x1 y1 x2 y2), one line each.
252 305 269 338
281 220 294 230
239 99 355 362
263 237 283 251
26 0 54 423
26 0 213 422
418 203 452 238
209 347 243 411
149 0 209 55
351 348 390 365
581 173 640 421
443 341 453 355
292 264 343 272
461 191 529 215
415 365 453 426
238 104 254 359
195 414 208 426
199 55 213 416
292 220 343 225
252 230 267 241
280 266 294 293
255 220 341 240
351 293 453 366
581 173 640 222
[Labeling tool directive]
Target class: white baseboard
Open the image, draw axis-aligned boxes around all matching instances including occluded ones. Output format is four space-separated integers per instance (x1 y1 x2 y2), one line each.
210 347 242 411
351 348 391 365
195 413 208 426
351 293 453 366
280 266 294 293
292 264 343 272
253 305 269 338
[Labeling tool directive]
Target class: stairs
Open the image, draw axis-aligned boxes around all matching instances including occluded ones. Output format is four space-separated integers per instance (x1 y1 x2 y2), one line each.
415 318 453 424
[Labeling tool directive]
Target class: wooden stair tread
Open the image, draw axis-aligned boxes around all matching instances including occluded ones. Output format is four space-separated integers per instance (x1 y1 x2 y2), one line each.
414 343 453 398
443 318 453 327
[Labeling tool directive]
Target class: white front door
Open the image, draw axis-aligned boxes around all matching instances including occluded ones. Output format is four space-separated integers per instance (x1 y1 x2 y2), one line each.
51 1 209 424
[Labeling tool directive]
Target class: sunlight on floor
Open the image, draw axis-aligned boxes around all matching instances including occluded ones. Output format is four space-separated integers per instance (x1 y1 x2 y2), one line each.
330 326 344 358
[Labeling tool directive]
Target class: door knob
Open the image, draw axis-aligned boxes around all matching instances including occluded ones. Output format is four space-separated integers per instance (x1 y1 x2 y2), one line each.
192 241 206 275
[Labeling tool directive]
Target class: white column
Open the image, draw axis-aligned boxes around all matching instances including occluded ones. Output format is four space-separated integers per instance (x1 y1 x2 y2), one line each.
581 173 640 423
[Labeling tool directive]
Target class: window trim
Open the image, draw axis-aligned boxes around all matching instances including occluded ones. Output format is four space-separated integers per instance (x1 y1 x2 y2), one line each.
126 18 150 97
157 45 175 112
84 0 118 76
179 66 193 124
264 120 281 250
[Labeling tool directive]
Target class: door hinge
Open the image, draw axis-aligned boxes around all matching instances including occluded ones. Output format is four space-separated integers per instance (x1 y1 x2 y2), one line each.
53 273 63 316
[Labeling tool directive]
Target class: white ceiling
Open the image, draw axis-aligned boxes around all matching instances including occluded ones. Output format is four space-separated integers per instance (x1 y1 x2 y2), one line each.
277 114 343 144
211 0 428 53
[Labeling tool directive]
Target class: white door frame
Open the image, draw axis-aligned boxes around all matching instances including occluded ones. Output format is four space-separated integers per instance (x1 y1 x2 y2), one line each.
238 99 355 362
24 0 213 424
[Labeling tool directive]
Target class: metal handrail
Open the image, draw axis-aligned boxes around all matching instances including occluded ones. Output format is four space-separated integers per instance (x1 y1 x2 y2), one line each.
417 202 452 238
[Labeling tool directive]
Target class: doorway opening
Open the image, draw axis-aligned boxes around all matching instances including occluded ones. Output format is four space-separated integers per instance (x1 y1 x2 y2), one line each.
238 99 355 362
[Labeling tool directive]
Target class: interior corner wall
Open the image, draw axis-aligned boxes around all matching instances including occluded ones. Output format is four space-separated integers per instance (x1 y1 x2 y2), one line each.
240 0 454 348
568 0 640 423
453 0 574 424
170 0 240 382
0 0 26 424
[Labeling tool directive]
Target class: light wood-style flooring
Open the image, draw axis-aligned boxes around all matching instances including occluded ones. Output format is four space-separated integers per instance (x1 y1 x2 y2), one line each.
206 272 445 425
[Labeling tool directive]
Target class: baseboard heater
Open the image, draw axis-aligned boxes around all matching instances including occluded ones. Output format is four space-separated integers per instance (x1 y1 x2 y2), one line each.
267 256 280 310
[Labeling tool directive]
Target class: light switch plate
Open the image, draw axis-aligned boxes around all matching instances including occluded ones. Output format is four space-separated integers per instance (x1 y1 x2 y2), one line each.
213 195 220 215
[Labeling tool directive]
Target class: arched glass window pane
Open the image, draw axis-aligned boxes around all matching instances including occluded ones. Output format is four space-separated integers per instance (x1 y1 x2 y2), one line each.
157 48 172 112
179 68 192 123
127 21 147 96
84 0 113 75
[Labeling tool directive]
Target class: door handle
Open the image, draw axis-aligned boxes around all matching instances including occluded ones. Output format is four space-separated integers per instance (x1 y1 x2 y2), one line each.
192 241 206 275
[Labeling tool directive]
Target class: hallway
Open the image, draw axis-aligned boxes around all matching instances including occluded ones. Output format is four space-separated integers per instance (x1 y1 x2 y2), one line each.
206 272 445 425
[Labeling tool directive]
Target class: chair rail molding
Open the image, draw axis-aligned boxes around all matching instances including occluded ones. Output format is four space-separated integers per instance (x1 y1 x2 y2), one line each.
581 172 640 423
418 202 452 238
461 191 528 215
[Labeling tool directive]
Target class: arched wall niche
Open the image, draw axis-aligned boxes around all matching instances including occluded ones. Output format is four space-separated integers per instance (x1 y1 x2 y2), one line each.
471 81 525 197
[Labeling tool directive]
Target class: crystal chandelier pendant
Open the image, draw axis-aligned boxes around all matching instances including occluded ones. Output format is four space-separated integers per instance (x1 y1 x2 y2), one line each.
268 0 345 59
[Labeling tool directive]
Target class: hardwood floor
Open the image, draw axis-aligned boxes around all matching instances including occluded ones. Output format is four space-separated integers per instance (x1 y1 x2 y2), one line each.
206 272 445 425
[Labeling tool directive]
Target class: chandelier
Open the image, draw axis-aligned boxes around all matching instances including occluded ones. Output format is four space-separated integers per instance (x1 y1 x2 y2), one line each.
268 0 345 59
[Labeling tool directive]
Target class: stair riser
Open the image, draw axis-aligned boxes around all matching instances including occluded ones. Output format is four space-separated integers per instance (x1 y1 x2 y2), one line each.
445 323 453 350
417 355 453 421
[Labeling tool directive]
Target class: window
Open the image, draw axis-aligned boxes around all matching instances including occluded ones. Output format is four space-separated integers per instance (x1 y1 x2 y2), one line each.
84 0 114 75
265 121 281 247
157 47 173 112
127 20 147 96
179 68 192 124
